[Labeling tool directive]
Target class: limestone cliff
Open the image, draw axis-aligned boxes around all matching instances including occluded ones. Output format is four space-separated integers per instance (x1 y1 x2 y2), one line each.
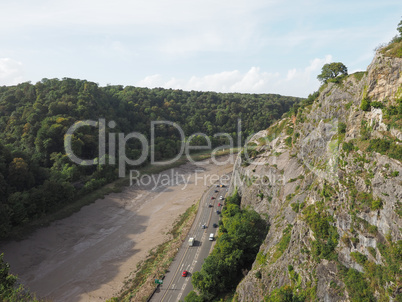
229 52 402 301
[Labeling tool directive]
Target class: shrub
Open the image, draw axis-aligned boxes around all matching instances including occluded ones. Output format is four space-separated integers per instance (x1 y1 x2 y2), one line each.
285 136 292 148
338 265 375 301
351 252 368 265
343 142 354 153
368 224 378 235
367 138 390 153
303 204 339 260
371 198 383 211
368 247 376 258
360 97 371 111
272 224 293 262
338 122 347 134
291 202 305 213
370 101 384 109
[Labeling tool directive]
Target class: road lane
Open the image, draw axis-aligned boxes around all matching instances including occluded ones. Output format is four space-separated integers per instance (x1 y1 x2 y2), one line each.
150 175 229 302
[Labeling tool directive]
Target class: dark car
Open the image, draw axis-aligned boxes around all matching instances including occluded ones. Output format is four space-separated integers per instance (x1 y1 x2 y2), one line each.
208 204 213 208
211 197 215 199
214 190 219 192
213 223 218 228
182 270 188 277
216 210 221 215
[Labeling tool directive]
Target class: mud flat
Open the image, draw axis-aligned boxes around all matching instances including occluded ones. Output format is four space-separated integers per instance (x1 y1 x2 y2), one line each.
1 155 234 301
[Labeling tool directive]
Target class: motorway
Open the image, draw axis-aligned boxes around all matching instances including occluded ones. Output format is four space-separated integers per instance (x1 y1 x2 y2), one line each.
150 175 230 302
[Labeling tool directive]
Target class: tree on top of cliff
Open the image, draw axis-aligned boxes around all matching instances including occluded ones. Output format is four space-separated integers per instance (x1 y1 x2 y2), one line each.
317 62 348 83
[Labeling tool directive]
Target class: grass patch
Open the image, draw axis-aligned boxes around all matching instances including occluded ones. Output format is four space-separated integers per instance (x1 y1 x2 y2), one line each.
271 224 293 263
380 40 402 58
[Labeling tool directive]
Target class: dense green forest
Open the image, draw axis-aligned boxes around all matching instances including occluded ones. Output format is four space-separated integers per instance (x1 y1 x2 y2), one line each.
186 191 268 301
0 78 301 239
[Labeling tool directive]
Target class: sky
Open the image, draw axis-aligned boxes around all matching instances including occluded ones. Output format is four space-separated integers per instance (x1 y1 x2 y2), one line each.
0 0 401 97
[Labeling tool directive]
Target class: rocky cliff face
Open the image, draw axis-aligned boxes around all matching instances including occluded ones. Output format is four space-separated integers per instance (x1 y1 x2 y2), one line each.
229 52 402 301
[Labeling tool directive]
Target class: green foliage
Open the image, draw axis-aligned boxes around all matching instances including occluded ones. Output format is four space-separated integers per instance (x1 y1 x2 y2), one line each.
303 203 339 261
345 101 353 110
370 198 383 211
256 251 268 266
272 224 293 262
317 62 348 83
184 291 204 302
338 122 347 134
340 240 401 300
398 18 402 36
349 190 375 211
342 142 354 153
0 80 300 239
190 191 268 300
321 182 335 199
291 202 305 213
353 71 366 82
285 137 292 148
360 97 371 111
264 283 317 302
0 253 42 301
350 252 368 265
265 285 305 302
367 247 376 258
305 91 319 106
338 265 375 302
380 19 402 58
370 101 384 109
367 138 402 161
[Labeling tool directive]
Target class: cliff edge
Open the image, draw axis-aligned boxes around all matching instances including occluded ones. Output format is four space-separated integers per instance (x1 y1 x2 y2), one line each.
229 51 402 301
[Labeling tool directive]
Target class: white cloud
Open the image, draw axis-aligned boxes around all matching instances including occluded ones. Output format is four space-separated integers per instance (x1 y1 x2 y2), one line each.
136 74 164 87
137 67 280 93
0 58 24 86
136 56 331 96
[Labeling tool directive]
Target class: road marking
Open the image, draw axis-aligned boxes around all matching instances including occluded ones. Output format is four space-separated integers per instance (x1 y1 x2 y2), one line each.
160 247 190 302
158 180 230 302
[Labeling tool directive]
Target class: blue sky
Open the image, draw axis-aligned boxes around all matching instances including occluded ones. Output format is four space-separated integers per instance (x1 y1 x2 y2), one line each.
0 0 401 97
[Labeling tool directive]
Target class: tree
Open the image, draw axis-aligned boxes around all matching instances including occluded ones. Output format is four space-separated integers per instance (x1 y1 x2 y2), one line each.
398 18 402 36
317 62 348 83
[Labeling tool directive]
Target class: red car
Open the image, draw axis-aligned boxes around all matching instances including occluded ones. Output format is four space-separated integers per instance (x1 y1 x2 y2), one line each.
211 197 215 199
218 202 221 206
182 270 188 277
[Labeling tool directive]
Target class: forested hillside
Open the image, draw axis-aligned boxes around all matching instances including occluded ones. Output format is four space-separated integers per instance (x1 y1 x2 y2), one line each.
0 78 301 239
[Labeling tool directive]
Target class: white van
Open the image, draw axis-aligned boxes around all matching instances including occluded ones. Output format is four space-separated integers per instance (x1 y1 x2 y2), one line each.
188 237 195 246
209 233 214 241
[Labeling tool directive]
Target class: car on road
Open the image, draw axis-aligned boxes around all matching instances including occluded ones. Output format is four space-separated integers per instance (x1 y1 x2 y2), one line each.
182 270 188 277
216 210 221 215
213 223 218 228
188 237 195 246
202 224 206 229
214 190 218 192
218 202 221 206
209 233 214 241
219 196 223 200
208 204 212 207
211 197 215 199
